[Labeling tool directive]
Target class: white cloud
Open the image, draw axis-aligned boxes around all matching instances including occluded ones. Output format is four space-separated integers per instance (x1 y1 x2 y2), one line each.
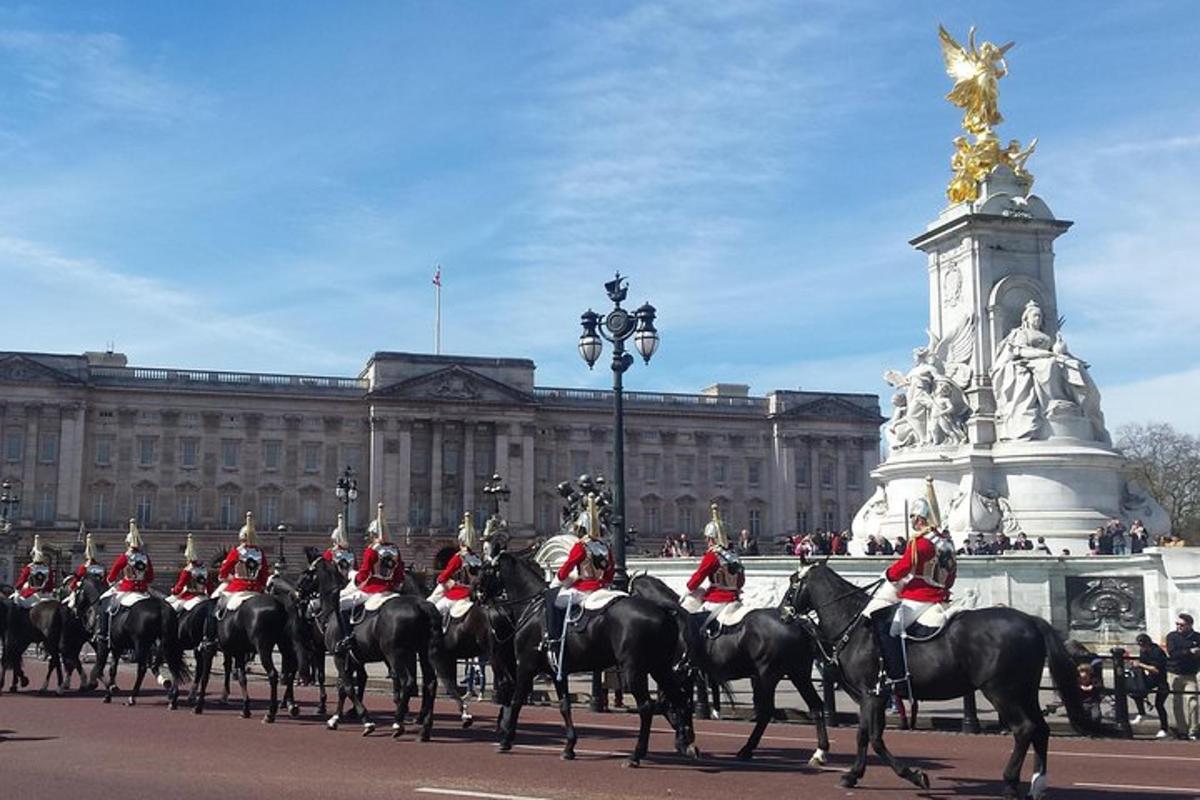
1104 366 1200 437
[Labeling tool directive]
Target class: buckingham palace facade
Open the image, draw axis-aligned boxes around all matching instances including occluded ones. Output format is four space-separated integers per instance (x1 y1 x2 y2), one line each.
0 349 882 582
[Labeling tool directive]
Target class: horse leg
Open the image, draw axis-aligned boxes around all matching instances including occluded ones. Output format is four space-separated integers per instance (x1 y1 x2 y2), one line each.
221 652 232 704
983 688 1039 800
389 657 411 739
710 675 722 720
866 692 929 790
194 646 213 714
345 661 374 735
790 673 830 767
127 644 151 707
40 653 56 694
1027 702 1051 800
497 665 535 752
416 650 437 741
236 655 252 719
554 675 577 760
736 675 776 761
104 647 121 703
258 645 279 724
317 654 328 718
327 658 349 731
624 669 653 768
839 701 874 788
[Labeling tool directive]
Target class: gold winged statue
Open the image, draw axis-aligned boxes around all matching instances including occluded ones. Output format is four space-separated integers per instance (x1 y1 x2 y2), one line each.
937 25 1035 204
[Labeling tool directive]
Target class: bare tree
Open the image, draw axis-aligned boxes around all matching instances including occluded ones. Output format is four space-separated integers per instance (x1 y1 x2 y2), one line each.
1116 423 1200 541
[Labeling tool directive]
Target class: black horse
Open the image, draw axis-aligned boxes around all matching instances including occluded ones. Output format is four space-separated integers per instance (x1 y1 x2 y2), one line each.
191 588 294 721
299 555 463 739
629 573 830 765
268 571 330 719
2 595 70 693
476 551 699 766
74 578 189 705
163 595 215 712
782 562 1113 799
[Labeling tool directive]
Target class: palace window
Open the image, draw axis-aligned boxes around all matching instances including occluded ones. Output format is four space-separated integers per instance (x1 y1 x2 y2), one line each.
642 453 659 481
747 458 762 488
221 439 240 470
219 493 238 527
138 436 157 467
4 429 22 462
35 488 55 523
179 437 199 469
95 437 113 466
711 456 727 484
677 455 695 484
301 495 319 529
263 440 282 471
302 442 321 473
38 432 58 464
136 492 154 526
260 493 280 528
178 493 198 527
749 508 762 538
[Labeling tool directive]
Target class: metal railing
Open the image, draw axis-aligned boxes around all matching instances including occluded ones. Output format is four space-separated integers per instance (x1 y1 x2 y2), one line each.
534 386 767 411
89 366 366 392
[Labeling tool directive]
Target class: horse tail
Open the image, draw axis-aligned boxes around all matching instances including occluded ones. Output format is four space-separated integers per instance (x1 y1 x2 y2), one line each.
159 603 191 684
1038 618 1113 737
421 600 456 690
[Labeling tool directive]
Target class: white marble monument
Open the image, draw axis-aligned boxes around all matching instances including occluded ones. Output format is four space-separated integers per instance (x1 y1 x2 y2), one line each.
852 27 1168 555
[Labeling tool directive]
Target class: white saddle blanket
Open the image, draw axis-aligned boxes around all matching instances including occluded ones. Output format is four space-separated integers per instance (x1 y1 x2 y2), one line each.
363 591 400 612
167 595 208 613
449 597 474 619
912 599 971 632
713 601 753 628
581 588 628 612
118 591 153 608
11 593 52 609
223 591 261 613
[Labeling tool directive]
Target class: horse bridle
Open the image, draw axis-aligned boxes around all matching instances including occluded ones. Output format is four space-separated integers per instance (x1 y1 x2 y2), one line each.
784 572 884 665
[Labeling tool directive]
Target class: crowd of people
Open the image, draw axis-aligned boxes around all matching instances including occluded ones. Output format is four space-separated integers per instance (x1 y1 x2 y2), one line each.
1087 518 1153 555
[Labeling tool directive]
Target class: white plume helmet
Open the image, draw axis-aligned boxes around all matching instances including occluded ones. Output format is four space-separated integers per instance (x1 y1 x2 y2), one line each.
29 534 46 563
908 497 932 525
703 503 730 549
238 512 257 545
330 512 349 548
923 475 942 529
367 502 386 542
458 512 478 550
83 532 99 562
184 532 199 564
125 517 144 549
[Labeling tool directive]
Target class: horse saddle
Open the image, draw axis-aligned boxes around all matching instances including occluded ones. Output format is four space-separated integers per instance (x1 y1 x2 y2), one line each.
904 599 974 642
168 595 207 613
12 593 51 609
363 591 400 613
712 601 752 630
222 591 261 613
118 591 153 608
580 588 627 612
449 597 474 620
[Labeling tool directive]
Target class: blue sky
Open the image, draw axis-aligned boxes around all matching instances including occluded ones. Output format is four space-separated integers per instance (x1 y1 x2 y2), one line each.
0 2 1197 434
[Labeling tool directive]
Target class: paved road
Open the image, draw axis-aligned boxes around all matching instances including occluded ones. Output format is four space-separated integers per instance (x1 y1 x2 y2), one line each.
2 681 1198 800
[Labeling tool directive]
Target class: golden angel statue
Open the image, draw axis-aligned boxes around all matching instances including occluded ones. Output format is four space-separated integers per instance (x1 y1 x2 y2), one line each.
938 25 1013 136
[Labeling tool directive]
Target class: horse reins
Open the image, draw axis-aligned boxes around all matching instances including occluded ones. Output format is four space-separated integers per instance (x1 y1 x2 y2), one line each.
791 576 884 666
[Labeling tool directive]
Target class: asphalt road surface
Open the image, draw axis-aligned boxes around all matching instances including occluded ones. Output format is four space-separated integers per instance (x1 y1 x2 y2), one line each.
2 681 1199 800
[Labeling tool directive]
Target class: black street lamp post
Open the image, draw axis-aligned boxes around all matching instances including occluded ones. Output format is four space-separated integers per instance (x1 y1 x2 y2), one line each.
334 466 359 522
578 273 659 589
482 472 511 518
275 523 289 573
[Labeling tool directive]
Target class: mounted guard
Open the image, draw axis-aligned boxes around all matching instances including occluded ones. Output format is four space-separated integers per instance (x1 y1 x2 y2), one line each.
681 503 744 644
99 519 156 641
12 535 55 607
168 533 213 613
861 477 957 696
323 512 356 579
68 526 106 592
542 493 616 661
333 503 404 654
429 512 482 628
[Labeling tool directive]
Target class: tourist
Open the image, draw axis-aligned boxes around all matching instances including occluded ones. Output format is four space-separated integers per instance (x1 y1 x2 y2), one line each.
660 537 676 558
1034 536 1052 554
1112 522 1129 556
1014 532 1034 551
1130 520 1148 554
1077 663 1102 724
1132 633 1170 739
834 531 850 555
865 535 880 556
1060 548 1071 556
1166 613 1200 739
736 528 759 556
1098 523 1115 555
892 536 906 555
879 536 895 556
677 533 695 557
1088 530 1098 554
993 531 1011 554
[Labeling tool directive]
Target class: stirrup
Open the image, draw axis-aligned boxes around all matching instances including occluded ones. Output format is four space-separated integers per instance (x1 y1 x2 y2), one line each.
333 636 354 655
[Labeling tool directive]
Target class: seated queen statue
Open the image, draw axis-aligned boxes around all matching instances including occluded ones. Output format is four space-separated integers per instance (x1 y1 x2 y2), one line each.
991 300 1109 444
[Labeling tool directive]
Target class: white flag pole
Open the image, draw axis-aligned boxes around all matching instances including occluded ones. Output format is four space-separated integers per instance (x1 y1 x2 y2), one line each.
433 264 442 355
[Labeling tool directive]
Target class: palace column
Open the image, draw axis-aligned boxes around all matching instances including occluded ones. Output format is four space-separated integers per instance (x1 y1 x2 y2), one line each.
461 420 475 521
369 415 387 512
521 424 535 525
21 405 40 522
835 438 849 530
808 438 821 532
55 403 85 521
430 421 444 529
396 421 412 528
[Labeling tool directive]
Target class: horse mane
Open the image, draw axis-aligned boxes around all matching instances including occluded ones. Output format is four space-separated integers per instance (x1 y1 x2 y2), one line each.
303 545 322 564
498 551 547 594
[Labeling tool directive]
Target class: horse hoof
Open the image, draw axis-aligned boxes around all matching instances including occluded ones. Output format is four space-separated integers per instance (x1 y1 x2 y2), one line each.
908 769 930 790
419 727 431 742
263 714 276 725
839 773 858 789
103 695 112 704
808 749 828 768
288 704 300 718
497 741 512 753
461 713 474 729
193 705 204 715
688 745 702 760
735 747 753 762
125 698 136 707
19 675 29 688
362 722 375 736
326 716 339 731
623 757 640 769
392 723 405 738
561 749 575 761
241 709 251 719
56 687 65 697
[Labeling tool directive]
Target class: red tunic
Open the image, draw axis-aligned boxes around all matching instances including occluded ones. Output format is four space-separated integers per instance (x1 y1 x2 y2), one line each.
686 550 744 604
15 564 55 599
885 534 955 603
218 546 268 593
107 553 154 593
437 552 473 601
355 544 405 594
557 540 613 592
171 567 213 600
68 562 92 591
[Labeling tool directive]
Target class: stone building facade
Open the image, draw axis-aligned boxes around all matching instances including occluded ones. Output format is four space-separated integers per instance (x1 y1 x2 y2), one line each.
0 349 882 582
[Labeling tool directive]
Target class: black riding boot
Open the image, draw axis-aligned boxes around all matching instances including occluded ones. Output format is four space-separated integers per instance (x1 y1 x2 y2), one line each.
871 608 909 698
541 588 563 653
199 600 219 654
333 607 354 655
96 597 114 646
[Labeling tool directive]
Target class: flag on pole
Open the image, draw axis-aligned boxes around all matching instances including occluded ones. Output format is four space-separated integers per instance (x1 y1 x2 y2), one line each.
432 266 442 287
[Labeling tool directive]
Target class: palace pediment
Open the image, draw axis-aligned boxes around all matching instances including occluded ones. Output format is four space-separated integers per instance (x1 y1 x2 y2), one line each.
369 365 535 406
780 395 884 423
0 354 84 385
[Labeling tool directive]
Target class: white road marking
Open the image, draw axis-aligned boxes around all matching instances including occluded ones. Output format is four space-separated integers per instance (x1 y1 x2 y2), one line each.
1073 782 1200 795
1058 751 1200 764
416 789 556 800
575 720 824 745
